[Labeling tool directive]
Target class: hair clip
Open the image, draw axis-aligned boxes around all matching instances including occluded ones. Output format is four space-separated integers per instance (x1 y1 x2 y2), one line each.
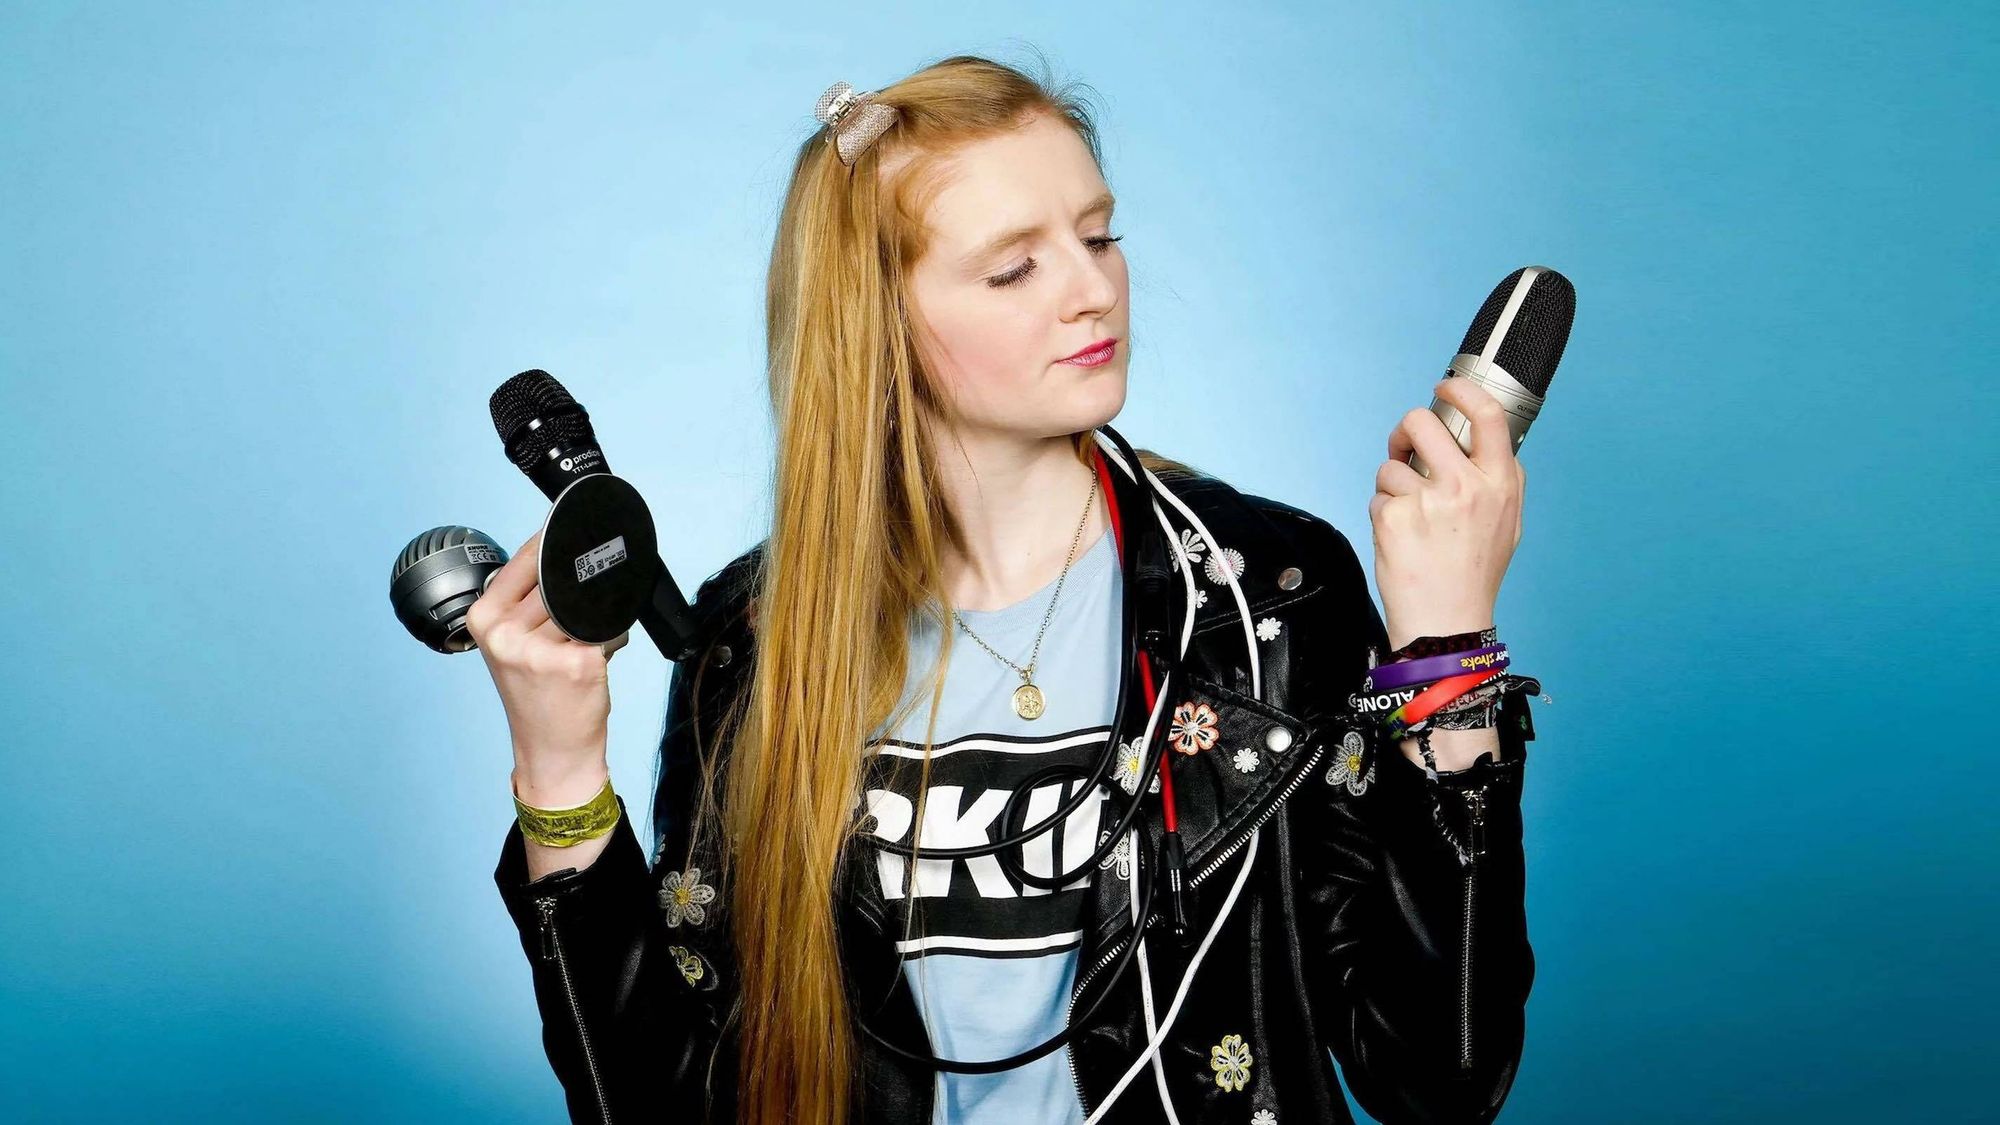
814 80 900 166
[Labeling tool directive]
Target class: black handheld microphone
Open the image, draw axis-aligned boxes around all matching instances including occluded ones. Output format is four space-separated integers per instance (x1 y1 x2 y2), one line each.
489 369 707 661
1408 266 1575 478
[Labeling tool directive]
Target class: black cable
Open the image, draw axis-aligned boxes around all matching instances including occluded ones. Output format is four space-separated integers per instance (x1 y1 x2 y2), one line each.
863 423 1159 870
849 422 1190 1073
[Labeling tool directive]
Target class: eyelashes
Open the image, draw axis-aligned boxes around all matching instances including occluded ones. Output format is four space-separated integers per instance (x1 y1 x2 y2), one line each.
986 234 1124 289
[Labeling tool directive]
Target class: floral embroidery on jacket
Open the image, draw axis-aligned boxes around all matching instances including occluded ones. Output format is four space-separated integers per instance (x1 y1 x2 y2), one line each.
1210 1033 1254 1092
1170 527 1208 572
1233 746 1260 773
1203 545 1246 586
1097 830 1133 880
659 867 717 928
666 944 705 986
1255 616 1282 642
1324 730 1375 796
1169 701 1221 755
1113 735 1159 795
1251 1110 1277 1125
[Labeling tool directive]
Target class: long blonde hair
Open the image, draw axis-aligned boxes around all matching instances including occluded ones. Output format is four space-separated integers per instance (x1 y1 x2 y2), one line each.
708 51 1191 1124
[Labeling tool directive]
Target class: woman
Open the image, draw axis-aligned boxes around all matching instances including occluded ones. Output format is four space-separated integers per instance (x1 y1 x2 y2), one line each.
475 54 1538 1125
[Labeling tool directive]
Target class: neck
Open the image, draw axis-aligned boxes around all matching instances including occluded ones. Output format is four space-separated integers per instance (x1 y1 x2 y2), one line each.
929 422 1108 614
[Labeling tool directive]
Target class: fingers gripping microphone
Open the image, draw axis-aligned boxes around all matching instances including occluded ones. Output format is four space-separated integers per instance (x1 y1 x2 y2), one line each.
1409 265 1576 478
489 370 706 661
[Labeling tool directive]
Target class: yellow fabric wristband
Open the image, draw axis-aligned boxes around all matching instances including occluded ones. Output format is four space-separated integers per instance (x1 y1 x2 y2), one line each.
513 775 620 847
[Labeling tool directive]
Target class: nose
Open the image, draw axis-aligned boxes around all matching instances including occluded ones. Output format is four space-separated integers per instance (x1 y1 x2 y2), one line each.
1060 237 1121 323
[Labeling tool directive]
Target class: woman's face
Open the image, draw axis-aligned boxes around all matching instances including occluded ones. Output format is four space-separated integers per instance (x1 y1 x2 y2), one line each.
902 112 1130 443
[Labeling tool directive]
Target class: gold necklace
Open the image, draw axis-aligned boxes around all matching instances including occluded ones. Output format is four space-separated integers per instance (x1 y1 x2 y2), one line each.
951 467 1099 720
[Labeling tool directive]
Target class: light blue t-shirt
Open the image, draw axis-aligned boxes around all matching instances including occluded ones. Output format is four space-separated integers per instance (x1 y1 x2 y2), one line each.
859 525 1122 1125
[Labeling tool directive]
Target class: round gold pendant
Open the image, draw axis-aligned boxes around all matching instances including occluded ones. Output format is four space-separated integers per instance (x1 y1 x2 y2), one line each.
1012 682 1046 720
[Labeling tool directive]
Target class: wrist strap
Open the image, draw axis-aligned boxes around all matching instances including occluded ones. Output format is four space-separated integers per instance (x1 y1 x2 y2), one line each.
1364 644 1509 692
1384 627 1498 664
514 775 620 847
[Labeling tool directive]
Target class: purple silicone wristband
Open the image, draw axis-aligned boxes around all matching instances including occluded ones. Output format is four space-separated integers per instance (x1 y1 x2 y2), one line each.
1363 644 1509 691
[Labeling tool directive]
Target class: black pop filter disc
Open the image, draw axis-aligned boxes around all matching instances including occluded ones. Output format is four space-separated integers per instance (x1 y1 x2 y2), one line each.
536 473 660 645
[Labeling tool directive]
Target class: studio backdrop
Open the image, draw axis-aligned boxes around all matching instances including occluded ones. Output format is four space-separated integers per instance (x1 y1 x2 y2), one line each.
2 3 1990 1122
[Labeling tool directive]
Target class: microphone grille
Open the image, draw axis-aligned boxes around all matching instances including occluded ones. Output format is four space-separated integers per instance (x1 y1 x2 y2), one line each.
489 368 594 473
1456 267 1575 398
391 524 502 584
490 368 574 436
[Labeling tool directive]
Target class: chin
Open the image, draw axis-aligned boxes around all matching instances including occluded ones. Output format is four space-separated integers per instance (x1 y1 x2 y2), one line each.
1074 374 1127 431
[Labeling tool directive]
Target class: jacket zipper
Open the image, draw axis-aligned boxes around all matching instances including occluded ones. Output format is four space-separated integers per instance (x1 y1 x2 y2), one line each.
1066 736 1332 1110
1189 738 1328 885
535 896 613 1124
1457 787 1487 1073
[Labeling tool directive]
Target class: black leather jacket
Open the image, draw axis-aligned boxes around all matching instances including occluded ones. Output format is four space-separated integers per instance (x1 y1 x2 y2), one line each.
493 460 1538 1124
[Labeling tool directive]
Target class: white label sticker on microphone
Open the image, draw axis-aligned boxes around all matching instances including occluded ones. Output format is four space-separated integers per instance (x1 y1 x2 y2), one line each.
575 536 628 583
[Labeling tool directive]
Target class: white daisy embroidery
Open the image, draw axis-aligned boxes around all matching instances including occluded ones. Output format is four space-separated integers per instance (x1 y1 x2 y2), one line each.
1255 616 1282 641
1252 1111 1278 1125
659 867 717 927
651 832 669 866
1097 830 1133 880
1111 735 1161 795
1195 589 1209 608
1233 746 1259 773
1169 528 1208 572
1203 545 1245 586
1210 1033 1254 1092
1111 736 1141 794
1324 731 1375 796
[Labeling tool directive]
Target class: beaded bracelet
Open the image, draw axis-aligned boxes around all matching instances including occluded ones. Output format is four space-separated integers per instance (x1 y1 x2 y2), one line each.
1395 674 1545 866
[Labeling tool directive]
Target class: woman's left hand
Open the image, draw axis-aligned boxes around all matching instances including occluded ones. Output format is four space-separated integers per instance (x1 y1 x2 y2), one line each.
1368 376 1526 652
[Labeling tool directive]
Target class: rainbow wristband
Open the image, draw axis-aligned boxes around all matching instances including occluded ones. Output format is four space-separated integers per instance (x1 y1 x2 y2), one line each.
1381 668 1505 740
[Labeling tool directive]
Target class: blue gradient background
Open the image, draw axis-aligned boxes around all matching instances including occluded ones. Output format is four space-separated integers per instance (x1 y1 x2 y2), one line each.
3 3 1991 1121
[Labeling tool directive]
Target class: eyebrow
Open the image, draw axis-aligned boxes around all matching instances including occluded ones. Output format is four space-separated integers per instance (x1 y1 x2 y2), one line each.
959 191 1117 271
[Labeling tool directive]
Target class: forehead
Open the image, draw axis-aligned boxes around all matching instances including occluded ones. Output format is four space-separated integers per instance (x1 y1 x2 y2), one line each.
918 115 1109 249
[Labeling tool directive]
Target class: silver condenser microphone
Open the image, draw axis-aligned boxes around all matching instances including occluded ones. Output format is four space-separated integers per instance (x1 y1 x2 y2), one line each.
1409 265 1576 477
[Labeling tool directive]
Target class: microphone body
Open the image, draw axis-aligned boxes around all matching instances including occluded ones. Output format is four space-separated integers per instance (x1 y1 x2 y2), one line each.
490 370 707 661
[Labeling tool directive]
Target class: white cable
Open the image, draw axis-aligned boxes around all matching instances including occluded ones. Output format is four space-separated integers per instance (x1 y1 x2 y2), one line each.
1090 436 1259 695
1128 831 1180 1125
1086 830 1262 1125
1088 432 1266 1123
1131 487 1200 1125
1129 458 1207 1124
1094 433 1196 1124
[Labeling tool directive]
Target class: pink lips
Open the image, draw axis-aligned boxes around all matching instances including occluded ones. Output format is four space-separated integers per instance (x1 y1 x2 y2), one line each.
1057 338 1118 367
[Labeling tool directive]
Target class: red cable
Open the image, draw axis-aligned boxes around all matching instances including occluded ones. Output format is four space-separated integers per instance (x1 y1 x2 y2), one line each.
1092 446 1178 834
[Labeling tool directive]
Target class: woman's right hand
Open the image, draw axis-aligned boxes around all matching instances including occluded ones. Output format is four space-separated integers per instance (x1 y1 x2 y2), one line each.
464 528 630 808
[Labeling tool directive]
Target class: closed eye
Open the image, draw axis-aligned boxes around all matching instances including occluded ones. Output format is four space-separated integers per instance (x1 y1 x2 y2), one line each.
987 234 1124 289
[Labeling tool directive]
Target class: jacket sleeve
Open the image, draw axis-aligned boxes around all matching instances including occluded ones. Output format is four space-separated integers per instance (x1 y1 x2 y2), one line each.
492 651 736 1124
1288 517 1537 1124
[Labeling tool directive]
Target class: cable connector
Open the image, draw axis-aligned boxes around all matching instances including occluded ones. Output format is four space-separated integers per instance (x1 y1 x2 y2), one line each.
1162 830 1194 945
